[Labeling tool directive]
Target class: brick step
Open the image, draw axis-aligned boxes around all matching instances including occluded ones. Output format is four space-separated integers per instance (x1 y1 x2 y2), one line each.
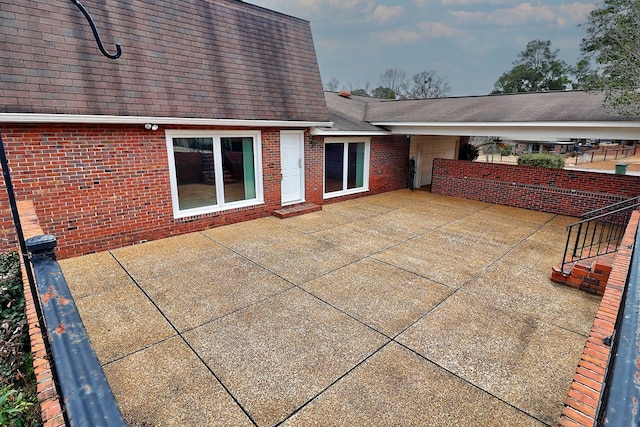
273 203 321 219
551 252 616 296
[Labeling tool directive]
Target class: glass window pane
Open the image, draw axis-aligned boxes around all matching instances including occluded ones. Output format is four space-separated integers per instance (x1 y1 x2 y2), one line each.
221 137 256 203
173 138 217 210
347 142 365 189
325 143 344 193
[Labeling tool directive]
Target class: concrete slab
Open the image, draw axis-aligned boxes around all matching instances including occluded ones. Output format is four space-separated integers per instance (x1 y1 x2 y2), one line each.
104 337 253 426
439 212 542 246
302 258 453 336
59 251 133 298
321 198 394 219
202 216 301 253
463 261 600 335
312 221 404 257
59 189 601 426
241 234 361 284
373 234 499 288
398 292 588 425
183 288 388 426
483 204 556 225
355 208 446 239
500 237 567 273
278 210 353 233
73 283 176 364
135 256 293 332
282 342 544 427
110 232 232 281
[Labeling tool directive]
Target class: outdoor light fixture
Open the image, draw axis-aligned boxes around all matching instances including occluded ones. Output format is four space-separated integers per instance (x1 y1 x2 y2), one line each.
144 123 159 131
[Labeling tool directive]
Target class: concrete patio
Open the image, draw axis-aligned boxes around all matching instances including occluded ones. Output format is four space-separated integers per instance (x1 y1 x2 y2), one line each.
59 189 600 426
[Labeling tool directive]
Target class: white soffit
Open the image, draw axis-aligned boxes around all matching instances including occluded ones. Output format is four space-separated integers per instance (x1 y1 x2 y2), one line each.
310 128 391 136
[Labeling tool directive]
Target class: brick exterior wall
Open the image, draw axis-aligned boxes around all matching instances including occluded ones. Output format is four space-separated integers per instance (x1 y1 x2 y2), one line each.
0 124 292 258
431 159 640 217
0 127 409 258
324 135 409 204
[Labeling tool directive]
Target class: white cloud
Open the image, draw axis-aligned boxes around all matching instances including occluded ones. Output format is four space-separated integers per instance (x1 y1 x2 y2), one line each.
441 0 513 5
371 5 405 24
371 28 423 45
416 21 459 38
451 2 595 28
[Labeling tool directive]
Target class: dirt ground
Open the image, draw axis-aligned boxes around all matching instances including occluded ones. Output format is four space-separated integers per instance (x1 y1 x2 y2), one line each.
563 153 640 172
479 153 640 173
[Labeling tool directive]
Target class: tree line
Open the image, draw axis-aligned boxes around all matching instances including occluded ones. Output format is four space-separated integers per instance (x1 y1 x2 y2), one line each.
324 0 639 116
324 68 452 100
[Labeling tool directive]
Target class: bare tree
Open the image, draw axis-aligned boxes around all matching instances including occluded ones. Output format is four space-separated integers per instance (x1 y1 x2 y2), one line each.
407 70 451 99
324 77 340 92
378 68 408 99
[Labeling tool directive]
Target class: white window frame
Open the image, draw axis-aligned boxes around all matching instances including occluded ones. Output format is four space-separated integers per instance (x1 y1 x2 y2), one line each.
166 130 264 218
323 137 371 199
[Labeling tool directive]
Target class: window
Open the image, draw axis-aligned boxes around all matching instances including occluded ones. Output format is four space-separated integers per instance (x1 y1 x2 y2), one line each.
166 131 263 218
324 138 370 198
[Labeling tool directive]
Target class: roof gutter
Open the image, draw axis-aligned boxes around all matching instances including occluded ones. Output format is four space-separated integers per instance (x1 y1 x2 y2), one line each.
0 113 332 129
310 128 391 136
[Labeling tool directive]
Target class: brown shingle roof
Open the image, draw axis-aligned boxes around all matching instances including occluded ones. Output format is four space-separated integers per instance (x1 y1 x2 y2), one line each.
0 0 329 122
364 91 635 123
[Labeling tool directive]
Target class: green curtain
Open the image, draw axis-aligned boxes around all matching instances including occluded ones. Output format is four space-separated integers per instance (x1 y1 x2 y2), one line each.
242 138 256 199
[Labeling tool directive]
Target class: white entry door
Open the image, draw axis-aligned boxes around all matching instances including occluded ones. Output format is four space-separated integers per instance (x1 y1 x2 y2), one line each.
412 136 458 187
280 131 304 205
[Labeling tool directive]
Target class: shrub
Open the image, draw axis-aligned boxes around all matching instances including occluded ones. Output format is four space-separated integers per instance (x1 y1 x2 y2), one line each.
517 153 565 169
0 252 39 426
500 145 513 156
459 144 479 161
0 385 33 427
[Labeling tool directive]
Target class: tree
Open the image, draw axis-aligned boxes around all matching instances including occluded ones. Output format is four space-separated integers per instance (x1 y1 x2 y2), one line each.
459 144 479 161
371 86 396 99
581 0 640 116
378 67 408 99
407 70 451 99
324 77 340 92
350 88 370 97
492 40 572 93
348 81 371 97
571 58 602 90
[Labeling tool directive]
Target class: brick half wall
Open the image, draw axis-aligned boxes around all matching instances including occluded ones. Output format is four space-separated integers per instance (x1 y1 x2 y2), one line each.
431 159 640 217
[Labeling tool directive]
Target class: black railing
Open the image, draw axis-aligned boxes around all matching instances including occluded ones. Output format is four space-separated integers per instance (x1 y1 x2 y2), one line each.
561 197 640 271
595 220 640 425
26 235 126 427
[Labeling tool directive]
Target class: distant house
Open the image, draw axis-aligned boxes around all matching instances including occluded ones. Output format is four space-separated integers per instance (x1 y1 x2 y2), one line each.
1 0 639 258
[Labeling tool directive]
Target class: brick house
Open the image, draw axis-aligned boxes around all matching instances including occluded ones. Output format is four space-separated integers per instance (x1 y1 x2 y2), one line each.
0 0 409 258
1 1 639 259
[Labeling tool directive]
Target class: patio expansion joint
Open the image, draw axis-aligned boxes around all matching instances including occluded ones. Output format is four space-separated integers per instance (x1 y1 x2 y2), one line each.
393 340 553 427
274 339 393 427
107 251 260 427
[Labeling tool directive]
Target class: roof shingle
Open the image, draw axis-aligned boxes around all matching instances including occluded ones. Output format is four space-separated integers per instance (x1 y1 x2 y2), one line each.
0 0 329 122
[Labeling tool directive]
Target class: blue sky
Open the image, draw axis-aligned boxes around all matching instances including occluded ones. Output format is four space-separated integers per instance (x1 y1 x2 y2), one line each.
245 0 596 96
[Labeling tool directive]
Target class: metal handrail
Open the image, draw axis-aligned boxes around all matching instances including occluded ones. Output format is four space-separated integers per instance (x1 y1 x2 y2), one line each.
562 199 640 270
580 195 640 220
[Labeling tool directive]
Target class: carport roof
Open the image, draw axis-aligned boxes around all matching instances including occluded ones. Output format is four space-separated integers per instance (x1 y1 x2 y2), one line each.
317 90 640 139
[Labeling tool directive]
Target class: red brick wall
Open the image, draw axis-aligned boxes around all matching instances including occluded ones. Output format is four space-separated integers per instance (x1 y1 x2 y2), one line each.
324 135 410 204
0 124 292 258
431 159 640 217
